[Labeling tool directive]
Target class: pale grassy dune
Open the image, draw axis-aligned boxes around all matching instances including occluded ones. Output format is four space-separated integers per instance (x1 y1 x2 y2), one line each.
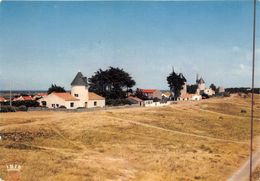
0 94 259 181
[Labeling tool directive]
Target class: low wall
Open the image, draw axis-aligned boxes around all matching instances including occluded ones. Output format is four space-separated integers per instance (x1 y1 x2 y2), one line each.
144 101 176 107
28 104 141 112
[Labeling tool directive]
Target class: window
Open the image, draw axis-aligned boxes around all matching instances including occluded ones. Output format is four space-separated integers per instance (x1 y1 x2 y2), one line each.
56 104 59 107
74 94 79 97
94 101 97 106
42 101 47 106
52 104 55 108
70 102 74 107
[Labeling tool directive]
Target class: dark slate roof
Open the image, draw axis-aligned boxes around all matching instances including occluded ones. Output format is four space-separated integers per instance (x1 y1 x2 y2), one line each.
71 72 88 86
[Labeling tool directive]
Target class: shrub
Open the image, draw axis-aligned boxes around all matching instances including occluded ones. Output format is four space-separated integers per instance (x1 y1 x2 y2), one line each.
106 99 132 106
0 106 16 113
201 93 209 99
3 100 39 107
241 109 247 114
223 92 230 97
153 97 161 102
16 105 28 112
200 144 213 153
59 105 67 109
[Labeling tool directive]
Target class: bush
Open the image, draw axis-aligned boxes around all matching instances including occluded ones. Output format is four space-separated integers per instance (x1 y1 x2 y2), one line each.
106 99 132 106
59 105 67 109
16 105 28 112
3 100 39 107
201 93 209 99
0 106 16 113
223 92 230 97
153 97 160 102
241 109 247 114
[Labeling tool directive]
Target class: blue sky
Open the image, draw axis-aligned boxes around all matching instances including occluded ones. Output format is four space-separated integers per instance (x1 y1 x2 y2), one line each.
0 1 259 90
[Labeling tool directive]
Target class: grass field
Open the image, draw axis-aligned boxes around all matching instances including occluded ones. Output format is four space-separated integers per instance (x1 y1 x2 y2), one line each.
0 94 260 181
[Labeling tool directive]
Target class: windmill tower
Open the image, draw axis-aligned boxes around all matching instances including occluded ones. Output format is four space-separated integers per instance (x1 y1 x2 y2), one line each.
71 72 89 108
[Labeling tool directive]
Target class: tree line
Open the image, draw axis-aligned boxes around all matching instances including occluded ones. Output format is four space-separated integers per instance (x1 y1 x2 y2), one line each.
47 66 225 101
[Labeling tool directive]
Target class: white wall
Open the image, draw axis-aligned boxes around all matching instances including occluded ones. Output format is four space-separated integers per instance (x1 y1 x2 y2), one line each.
88 100 105 108
38 94 80 109
65 101 81 109
71 85 88 107
198 83 206 91
144 100 173 107
191 95 202 101
204 88 215 96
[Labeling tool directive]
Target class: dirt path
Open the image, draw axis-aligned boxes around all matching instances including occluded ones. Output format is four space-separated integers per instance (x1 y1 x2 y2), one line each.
228 137 260 181
105 115 248 144
177 106 260 121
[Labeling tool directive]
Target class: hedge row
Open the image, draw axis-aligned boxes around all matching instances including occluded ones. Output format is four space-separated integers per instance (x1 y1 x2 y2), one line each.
106 99 132 106
2 100 39 107
0 105 28 113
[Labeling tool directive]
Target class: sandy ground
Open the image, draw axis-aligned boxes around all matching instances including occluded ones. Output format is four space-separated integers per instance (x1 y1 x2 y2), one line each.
0 94 259 181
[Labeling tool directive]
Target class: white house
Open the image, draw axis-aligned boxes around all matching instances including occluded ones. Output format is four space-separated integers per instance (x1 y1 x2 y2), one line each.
191 94 202 101
161 91 172 99
204 88 215 96
38 72 105 109
38 92 80 109
196 75 215 96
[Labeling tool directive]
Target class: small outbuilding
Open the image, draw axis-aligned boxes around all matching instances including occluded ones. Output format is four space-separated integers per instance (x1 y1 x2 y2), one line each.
127 96 144 106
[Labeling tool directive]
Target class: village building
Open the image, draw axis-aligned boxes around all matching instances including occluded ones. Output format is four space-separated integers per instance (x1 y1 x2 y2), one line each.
178 73 202 101
38 72 105 109
33 93 47 100
13 95 33 101
177 93 202 101
203 88 215 96
140 89 162 100
127 96 144 106
0 96 7 103
217 86 225 94
195 75 215 96
162 91 173 100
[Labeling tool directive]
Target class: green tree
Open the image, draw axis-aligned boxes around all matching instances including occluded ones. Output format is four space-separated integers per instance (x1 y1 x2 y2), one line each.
210 83 217 92
135 88 149 100
47 84 66 94
89 67 136 99
187 84 198 94
166 69 186 100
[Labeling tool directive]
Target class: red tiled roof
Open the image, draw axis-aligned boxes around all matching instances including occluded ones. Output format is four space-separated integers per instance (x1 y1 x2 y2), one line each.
53 93 79 101
89 92 105 100
23 96 33 101
13 96 33 101
140 89 157 94
0 96 6 102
